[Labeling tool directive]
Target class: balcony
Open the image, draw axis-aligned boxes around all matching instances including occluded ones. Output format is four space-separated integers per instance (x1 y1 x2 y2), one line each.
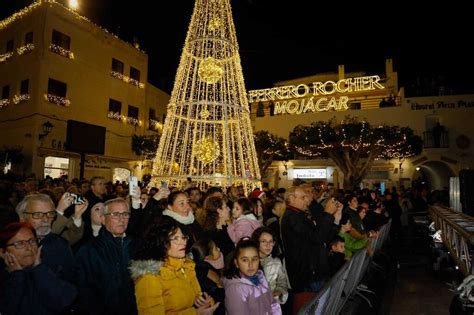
423 130 449 148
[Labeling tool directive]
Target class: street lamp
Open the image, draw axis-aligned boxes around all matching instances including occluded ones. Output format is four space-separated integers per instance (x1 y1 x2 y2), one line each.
38 121 54 141
69 0 78 10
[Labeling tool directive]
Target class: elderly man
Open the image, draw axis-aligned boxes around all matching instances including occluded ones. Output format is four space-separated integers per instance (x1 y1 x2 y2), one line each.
74 198 137 315
15 193 77 282
280 186 341 313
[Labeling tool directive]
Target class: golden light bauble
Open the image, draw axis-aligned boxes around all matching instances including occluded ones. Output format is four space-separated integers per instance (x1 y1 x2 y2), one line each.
198 57 223 84
208 16 221 31
194 137 220 164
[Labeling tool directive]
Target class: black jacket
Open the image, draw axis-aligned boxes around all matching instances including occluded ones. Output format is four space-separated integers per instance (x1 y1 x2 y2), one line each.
281 205 335 291
74 228 137 315
0 264 77 315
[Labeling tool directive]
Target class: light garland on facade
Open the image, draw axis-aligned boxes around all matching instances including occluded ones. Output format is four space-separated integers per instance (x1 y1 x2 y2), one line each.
49 43 74 59
17 44 35 55
110 71 145 89
44 94 70 107
149 119 163 132
0 99 10 109
0 52 14 63
13 94 30 104
0 0 144 53
150 0 261 192
107 111 143 127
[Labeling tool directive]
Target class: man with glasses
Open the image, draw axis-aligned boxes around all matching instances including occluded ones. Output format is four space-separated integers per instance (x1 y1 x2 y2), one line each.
281 186 342 314
15 193 76 282
74 198 137 315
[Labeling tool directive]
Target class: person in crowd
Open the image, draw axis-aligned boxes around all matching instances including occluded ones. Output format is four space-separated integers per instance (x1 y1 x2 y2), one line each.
163 190 204 251
77 180 90 195
0 222 77 315
191 238 226 315
226 185 240 210
223 238 281 315
202 196 235 258
262 199 285 256
252 227 289 305
249 197 264 222
130 216 219 315
84 177 107 207
328 235 347 276
51 192 87 246
15 193 76 282
74 198 137 315
338 214 370 259
343 194 366 239
281 187 341 314
364 203 388 232
227 198 262 244
140 192 149 209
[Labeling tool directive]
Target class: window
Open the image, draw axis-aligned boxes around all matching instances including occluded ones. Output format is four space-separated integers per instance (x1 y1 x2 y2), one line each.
6 40 14 53
44 156 69 179
349 102 361 110
2 85 9 99
109 98 122 113
51 30 70 50
112 58 124 74
130 67 140 81
162 114 166 123
20 79 29 94
256 102 265 117
128 105 139 119
48 78 67 97
25 32 33 45
149 109 156 120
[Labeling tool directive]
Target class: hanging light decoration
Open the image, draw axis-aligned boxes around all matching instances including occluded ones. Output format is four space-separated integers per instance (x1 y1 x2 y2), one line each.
150 0 261 193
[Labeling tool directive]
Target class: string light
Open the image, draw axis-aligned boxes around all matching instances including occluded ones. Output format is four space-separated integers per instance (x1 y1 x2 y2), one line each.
107 111 143 127
49 43 74 59
0 52 14 63
13 94 30 104
194 137 221 164
17 44 34 55
44 94 70 107
110 71 145 89
0 99 10 109
150 0 261 193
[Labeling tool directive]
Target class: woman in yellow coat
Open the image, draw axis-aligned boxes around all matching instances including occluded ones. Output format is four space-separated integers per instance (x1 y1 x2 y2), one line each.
130 216 219 315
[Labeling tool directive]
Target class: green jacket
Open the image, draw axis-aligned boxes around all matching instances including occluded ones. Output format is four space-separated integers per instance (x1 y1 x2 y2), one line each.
338 231 368 258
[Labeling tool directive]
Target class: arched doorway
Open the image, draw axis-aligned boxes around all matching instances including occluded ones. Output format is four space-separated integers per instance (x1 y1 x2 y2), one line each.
412 161 454 190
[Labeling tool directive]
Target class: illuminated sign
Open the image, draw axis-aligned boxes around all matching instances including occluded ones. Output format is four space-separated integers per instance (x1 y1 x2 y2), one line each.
289 168 327 179
248 75 385 115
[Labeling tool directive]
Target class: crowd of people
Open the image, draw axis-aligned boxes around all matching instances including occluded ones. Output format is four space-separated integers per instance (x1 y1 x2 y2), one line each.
0 174 445 314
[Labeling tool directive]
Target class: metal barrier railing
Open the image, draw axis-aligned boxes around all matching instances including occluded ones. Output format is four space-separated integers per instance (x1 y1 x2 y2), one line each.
299 221 392 315
430 205 474 276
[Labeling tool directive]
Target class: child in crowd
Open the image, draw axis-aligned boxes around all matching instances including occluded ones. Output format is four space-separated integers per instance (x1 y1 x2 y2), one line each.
223 238 281 315
191 238 225 315
338 214 370 259
328 235 347 276
227 198 262 244
252 227 289 305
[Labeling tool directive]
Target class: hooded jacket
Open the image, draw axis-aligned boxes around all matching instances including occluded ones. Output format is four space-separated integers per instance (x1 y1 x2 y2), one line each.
260 255 289 304
227 213 262 244
223 270 281 315
130 257 202 315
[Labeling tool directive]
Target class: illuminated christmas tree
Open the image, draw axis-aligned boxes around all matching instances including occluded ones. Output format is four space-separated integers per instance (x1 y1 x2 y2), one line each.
150 0 261 191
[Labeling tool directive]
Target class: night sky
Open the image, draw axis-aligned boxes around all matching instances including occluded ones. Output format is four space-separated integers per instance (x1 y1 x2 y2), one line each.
2 0 473 95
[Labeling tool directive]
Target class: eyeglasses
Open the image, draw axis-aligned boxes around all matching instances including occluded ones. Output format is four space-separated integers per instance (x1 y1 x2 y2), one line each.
260 240 275 246
6 238 38 249
24 211 56 219
170 235 189 244
105 212 131 219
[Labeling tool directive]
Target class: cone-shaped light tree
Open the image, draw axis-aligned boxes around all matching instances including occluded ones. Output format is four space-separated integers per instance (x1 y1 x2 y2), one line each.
150 0 261 192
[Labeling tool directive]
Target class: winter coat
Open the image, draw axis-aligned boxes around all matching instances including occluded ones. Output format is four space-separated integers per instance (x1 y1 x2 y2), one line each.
223 270 281 315
227 213 262 244
40 232 75 283
338 231 368 258
74 228 137 315
0 264 77 315
281 205 333 291
260 255 289 304
130 257 202 315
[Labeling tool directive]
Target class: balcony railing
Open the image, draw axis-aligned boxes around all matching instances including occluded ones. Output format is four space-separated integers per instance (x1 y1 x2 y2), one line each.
423 130 449 148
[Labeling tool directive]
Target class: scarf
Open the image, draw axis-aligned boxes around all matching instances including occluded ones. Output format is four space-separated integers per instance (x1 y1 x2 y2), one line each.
163 209 195 225
242 272 260 286
205 252 224 270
